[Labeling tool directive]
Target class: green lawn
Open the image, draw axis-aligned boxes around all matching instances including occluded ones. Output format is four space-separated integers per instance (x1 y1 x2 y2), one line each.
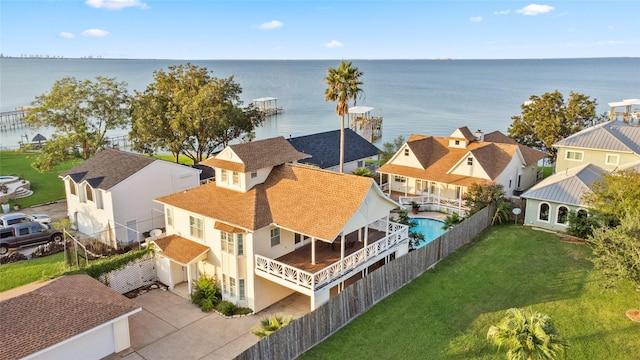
0 252 66 292
301 225 639 360
0 151 82 208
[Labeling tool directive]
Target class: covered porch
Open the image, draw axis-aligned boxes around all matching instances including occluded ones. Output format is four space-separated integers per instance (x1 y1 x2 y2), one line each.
380 173 469 215
152 235 210 296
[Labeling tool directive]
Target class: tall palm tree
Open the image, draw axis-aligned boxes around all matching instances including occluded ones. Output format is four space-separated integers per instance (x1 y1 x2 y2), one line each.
487 308 568 360
324 60 364 173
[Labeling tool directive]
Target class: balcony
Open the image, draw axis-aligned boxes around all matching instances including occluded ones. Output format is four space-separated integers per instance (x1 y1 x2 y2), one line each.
254 219 408 295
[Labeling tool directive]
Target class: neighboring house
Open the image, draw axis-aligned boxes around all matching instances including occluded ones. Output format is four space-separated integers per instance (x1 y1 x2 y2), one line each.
520 164 606 231
0 274 141 360
60 149 201 246
287 128 380 173
377 127 547 214
554 120 640 173
192 163 215 184
154 136 408 312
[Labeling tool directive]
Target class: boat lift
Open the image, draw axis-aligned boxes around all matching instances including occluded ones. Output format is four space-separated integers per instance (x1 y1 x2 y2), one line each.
348 106 383 143
252 97 284 116
608 98 640 123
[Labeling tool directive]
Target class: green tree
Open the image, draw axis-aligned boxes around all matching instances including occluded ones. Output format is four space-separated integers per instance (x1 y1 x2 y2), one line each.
325 60 364 173
352 167 374 177
566 209 600 239
508 90 598 162
462 182 506 215
442 212 463 230
492 200 512 225
380 135 405 163
487 308 568 360
130 64 264 163
588 212 640 287
251 314 294 338
26 76 130 171
582 169 640 226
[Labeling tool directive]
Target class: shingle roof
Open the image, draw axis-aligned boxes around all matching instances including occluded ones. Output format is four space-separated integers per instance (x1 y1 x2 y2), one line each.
554 120 640 154
0 275 140 360
483 130 548 165
378 134 520 187
153 235 210 264
202 137 310 172
157 164 384 241
287 128 380 169
521 164 607 206
59 148 156 190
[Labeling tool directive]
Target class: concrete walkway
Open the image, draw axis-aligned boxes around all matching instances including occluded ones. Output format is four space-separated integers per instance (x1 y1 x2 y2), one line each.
109 289 309 360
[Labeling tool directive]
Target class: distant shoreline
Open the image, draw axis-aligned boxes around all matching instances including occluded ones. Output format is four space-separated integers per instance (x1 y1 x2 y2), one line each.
1 56 638 61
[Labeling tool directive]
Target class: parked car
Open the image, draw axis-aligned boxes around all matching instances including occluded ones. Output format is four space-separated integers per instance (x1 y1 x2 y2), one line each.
0 221 63 255
0 212 51 228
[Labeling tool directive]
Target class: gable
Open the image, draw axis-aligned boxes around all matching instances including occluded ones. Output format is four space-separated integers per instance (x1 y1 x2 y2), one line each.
521 164 606 206
204 137 310 172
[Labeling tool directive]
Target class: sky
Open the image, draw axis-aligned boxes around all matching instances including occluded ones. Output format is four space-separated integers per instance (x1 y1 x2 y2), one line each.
1 0 638 60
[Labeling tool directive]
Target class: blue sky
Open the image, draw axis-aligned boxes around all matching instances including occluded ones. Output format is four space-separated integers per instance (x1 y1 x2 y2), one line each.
1 1 638 59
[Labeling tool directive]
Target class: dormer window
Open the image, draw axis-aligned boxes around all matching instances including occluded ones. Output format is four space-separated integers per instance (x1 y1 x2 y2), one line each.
232 171 239 185
455 140 460 146
467 157 473 166
404 148 409 156
85 184 94 202
221 169 228 182
69 180 77 196
251 170 257 178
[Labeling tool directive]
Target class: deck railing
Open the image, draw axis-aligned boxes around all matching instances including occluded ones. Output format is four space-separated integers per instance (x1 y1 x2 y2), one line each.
399 194 469 215
255 219 409 292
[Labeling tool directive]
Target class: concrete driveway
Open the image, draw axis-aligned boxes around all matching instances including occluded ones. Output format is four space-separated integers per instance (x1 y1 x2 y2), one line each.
110 289 309 360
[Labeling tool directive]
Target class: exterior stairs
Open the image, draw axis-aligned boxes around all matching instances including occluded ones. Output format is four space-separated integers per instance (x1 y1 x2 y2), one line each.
14 187 33 198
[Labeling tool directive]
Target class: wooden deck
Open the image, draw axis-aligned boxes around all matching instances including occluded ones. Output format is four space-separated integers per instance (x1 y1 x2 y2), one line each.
275 229 387 273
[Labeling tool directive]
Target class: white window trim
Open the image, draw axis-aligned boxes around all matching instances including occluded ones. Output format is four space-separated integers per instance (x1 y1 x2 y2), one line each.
605 153 619 166
166 208 173 227
556 205 569 226
189 215 204 240
270 227 281 247
538 202 550 223
565 150 584 162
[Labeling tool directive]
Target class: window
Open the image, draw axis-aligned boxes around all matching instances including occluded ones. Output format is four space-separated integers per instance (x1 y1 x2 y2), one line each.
455 186 463 199
222 275 229 295
509 179 512 189
239 279 245 300
539 203 549 222
19 227 29 236
404 148 409 156
467 157 473 166
251 170 257 179
577 209 588 218
517 174 522 189
357 160 364 167
221 169 228 183
232 171 239 185
557 206 569 225
95 189 103 209
69 180 77 196
229 277 236 297
394 176 406 183
237 233 244 256
166 208 173 227
455 140 460 145
270 228 280 247
221 231 235 254
430 182 436 195
85 184 94 202
565 150 583 161
189 216 204 239
605 154 619 166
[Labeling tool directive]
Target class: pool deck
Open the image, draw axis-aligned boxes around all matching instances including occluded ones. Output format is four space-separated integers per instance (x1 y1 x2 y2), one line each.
410 211 448 221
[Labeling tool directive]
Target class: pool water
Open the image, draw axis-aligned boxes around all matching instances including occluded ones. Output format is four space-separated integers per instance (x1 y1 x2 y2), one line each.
410 218 447 249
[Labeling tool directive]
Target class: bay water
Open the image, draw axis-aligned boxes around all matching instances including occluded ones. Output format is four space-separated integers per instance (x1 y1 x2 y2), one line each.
1 57 638 150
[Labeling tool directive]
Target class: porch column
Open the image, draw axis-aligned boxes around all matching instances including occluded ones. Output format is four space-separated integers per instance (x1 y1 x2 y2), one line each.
340 233 345 274
364 225 369 247
311 237 316 265
404 177 408 196
386 215 390 236
358 228 362 242
186 264 192 295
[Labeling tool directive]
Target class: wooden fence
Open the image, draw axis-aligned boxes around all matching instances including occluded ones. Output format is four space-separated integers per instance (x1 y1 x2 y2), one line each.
235 205 494 360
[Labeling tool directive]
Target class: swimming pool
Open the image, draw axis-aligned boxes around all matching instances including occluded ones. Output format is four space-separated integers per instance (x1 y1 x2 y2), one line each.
410 218 447 249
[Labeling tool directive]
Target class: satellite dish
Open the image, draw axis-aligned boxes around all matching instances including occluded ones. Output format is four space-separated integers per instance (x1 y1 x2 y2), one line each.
512 208 521 215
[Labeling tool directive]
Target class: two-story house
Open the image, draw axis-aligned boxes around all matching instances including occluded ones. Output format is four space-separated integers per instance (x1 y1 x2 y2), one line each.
154 136 408 312
377 127 547 215
59 149 201 247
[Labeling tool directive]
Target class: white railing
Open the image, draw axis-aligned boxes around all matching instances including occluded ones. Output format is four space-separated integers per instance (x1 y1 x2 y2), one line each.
255 219 409 292
399 194 469 214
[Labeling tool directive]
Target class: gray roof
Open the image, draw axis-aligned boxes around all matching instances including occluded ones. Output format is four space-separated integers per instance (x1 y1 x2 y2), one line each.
287 128 380 169
521 164 607 206
554 120 640 154
60 148 156 190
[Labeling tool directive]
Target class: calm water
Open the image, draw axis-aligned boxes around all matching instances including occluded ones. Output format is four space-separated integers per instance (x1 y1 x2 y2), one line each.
1 58 638 149
410 218 447 248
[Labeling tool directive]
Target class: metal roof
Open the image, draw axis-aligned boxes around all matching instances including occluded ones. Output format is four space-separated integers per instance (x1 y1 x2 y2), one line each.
348 106 374 114
554 120 640 154
521 164 607 206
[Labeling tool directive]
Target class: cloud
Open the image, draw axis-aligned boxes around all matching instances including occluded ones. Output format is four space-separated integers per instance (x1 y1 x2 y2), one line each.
323 40 343 48
257 20 283 30
85 0 148 10
493 10 510 15
470 16 483 22
59 32 74 39
82 29 110 37
516 4 554 16
597 40 624 45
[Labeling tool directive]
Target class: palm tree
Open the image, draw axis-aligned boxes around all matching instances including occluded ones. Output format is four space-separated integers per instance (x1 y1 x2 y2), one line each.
251 314 294 338
487 308 568 360
325 60 364 173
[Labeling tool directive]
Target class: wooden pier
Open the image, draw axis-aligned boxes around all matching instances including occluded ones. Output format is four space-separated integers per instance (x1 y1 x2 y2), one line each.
0 108 31 132
253 97 284 116
348 106 383 143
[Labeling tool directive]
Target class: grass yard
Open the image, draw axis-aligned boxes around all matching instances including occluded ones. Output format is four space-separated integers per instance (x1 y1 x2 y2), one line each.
301 225 639 360
0 151 82 208
0 252 66 292
153 153 195 165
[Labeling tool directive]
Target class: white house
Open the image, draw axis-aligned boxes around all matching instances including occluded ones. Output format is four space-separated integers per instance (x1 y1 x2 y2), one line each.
154 136 408 312
59 149 201 246
377 127 547 214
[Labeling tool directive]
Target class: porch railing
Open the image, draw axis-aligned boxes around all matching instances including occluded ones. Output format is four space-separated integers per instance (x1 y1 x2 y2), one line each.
399 194 469 214
255 219 409 292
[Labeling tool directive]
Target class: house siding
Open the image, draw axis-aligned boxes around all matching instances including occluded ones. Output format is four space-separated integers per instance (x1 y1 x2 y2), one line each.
555 147 640 172
523 198 583 232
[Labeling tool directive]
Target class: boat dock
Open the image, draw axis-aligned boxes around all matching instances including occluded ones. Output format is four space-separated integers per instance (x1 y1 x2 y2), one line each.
348 106 383 143
253 97 283 116
0 108 31 132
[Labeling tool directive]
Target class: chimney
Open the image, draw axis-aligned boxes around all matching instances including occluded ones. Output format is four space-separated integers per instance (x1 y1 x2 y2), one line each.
475 129 484 142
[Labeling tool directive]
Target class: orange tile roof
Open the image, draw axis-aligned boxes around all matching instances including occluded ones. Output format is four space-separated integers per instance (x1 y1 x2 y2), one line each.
483 130 548 165
157 164 380 241
153 235 210 264
215 221 245 233
0 275 140 360
379 134 521 186
202 137 310 172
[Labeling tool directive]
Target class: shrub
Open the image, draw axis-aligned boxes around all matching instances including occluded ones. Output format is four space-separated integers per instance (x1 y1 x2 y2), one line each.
252 314 294 338
190 275 220 311
216 300 237 316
